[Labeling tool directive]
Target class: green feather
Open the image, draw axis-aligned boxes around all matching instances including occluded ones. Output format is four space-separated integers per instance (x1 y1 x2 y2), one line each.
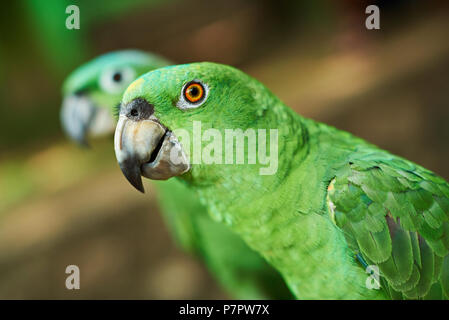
416 239 435 297
441 255 449 298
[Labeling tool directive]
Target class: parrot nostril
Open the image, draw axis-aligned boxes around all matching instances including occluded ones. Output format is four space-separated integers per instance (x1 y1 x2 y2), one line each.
126 98 154 120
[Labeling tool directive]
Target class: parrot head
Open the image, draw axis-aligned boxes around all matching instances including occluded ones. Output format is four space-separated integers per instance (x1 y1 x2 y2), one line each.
61 50 171 146
115 62 285 192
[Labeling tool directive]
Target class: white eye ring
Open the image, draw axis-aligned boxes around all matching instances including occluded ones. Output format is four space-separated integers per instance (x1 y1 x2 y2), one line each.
99 67 136 94
177 80 209 110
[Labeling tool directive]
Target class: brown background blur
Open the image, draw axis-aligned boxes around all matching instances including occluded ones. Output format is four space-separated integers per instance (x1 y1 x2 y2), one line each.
0 0 448 299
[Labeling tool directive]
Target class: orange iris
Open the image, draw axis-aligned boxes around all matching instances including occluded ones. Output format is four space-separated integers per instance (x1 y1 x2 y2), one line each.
184 82 204 103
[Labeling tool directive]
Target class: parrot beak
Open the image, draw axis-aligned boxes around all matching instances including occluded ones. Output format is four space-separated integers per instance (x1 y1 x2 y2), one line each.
114 98 190 193
60 93 115 146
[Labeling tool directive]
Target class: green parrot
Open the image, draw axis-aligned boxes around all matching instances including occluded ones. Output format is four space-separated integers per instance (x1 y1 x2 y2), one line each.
61 50 171 145
61 50 292 299
114 62 449 300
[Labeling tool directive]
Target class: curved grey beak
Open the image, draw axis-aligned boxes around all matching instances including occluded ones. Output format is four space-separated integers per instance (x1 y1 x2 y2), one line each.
61 94 116 146
114 98 190 193
61 94 96 146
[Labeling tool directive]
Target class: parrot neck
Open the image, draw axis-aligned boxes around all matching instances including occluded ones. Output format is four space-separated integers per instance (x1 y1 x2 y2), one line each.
182 111 385 299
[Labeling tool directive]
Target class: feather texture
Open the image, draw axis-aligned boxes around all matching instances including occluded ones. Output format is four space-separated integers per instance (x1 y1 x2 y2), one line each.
329 147 449 299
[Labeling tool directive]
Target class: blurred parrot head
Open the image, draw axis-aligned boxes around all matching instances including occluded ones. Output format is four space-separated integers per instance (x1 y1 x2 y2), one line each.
114 62 285 192
61 50 171 146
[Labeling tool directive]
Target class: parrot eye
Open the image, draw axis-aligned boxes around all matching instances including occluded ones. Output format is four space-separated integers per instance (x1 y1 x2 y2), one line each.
112 72 122 82
184 82 204 103
99 67 136 94
177 80 208 110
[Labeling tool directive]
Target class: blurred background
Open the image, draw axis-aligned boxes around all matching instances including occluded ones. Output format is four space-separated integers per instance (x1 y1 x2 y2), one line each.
0 0 448 299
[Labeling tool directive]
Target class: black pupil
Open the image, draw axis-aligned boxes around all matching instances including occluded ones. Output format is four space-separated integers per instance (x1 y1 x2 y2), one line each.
113 72 122 82
189 86 199 97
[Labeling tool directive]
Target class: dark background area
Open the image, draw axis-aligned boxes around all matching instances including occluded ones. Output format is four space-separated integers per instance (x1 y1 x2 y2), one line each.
0 0 448 298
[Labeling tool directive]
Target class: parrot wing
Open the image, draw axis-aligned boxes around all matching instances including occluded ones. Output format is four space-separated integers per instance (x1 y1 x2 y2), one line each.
328 146 449 299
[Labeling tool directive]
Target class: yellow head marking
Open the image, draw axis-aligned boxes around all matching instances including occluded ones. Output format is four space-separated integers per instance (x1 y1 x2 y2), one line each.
124 78 144 98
